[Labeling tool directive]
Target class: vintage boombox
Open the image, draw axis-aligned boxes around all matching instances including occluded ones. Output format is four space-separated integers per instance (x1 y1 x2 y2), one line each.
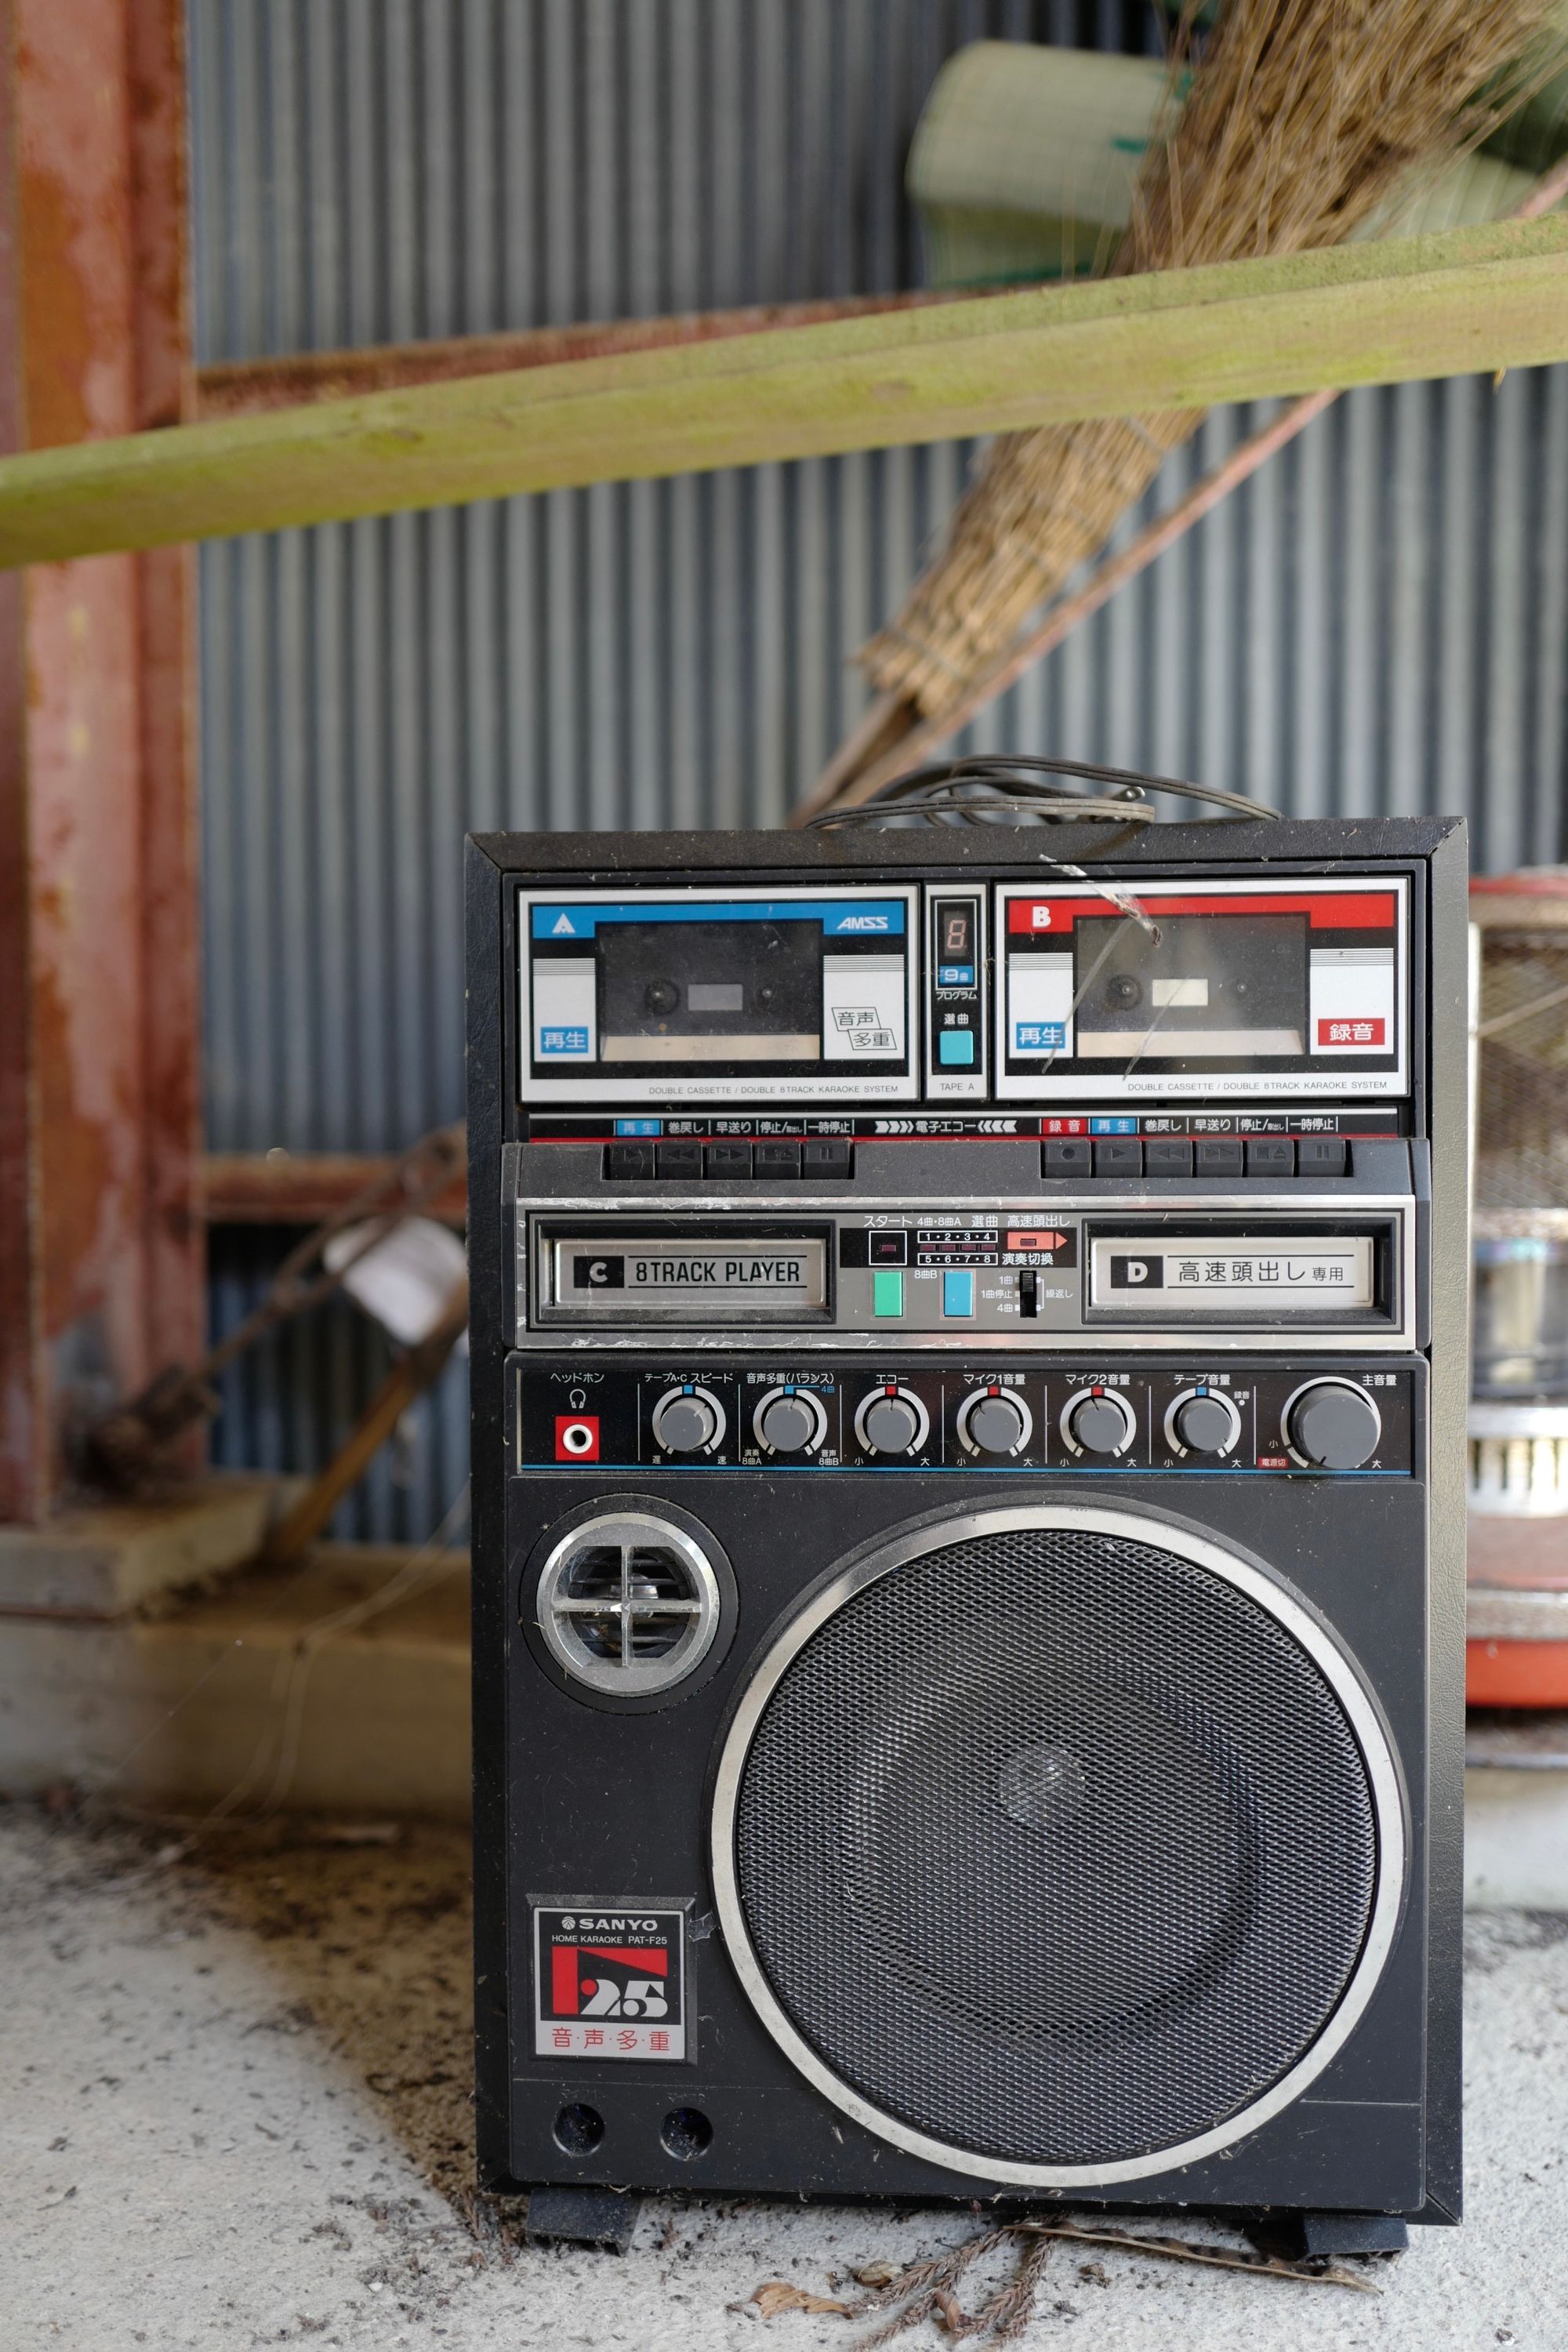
465 814 1467 2246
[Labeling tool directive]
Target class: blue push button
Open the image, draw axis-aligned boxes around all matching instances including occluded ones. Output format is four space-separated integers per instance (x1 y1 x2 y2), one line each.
938 1030 976 1067
942 1270 975 1318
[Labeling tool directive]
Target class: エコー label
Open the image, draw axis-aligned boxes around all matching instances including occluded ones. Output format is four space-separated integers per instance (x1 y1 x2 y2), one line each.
532 1902 688 2060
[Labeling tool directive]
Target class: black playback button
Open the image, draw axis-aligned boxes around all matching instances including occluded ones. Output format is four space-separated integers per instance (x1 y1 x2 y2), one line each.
1194 1139 1244 1178
1041 1138 1093 1178
1245 1138 1296 1178
801 1139 853 1179
604 1142 655 1181
1143 1138 1194 1178
754 1141 803 1180
1092 1139 1144 1179
1296 1136 1348 1178
655 1141 704 1181
704 1142 753 1180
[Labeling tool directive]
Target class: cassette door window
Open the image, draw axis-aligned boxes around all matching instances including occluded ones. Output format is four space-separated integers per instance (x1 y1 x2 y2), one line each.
994 877 1409 1102
520 886 920 1105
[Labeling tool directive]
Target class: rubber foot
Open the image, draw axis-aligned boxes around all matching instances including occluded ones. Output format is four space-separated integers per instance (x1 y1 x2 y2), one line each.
1248 2209 1410 2260
525 2184 643 2250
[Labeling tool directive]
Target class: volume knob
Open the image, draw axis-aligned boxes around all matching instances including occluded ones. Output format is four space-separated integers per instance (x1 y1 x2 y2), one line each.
957 1390 1032 1457
1061 1388 1137 1458
1165 1388 1242 1458
1285 1380 1381 1470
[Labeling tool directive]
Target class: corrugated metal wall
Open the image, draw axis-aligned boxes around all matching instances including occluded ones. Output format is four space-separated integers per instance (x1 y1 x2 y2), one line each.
189 0 1568 1535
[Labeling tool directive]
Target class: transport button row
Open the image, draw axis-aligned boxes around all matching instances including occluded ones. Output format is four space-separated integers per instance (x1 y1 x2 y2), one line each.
604 1140 855 1182
1042 1137 1348 1181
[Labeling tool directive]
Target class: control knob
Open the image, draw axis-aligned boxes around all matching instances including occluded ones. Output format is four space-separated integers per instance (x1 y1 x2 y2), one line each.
753 1386 828 1456
1163 1387 1243 1458
651 1384 726 1454
1060 1387 1138 1458
854 1386 931 1457
1284 1379 1381 1470
957 1388 1033 1457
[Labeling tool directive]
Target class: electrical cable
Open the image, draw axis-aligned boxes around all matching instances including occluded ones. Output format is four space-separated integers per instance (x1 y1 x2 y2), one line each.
804 753 1278 831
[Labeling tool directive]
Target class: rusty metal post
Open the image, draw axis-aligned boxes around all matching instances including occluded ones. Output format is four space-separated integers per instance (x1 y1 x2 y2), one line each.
0 0 200 1521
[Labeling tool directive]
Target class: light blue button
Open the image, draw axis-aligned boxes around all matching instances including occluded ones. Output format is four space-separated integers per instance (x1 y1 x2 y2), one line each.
1091 1115 1138 1134
938 1030 976 1067
942 1271 975 1318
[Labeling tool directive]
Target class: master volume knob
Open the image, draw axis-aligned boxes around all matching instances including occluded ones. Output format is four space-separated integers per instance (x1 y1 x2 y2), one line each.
1284 1379 1381 1470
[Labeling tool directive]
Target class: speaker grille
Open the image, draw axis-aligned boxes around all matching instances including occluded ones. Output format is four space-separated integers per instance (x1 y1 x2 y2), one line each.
730 1519 1380 2171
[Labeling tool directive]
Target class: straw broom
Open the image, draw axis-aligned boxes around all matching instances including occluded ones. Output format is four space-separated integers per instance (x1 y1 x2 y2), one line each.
811 0 1563 812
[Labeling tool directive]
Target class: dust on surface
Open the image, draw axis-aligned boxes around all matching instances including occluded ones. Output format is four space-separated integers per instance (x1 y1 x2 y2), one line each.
3 1802 1567 2350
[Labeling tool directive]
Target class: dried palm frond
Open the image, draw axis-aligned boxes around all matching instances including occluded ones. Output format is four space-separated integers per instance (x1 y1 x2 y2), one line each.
855 0 1563 737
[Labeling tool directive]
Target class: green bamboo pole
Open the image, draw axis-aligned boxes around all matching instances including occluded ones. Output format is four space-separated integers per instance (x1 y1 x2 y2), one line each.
3 217 1568 568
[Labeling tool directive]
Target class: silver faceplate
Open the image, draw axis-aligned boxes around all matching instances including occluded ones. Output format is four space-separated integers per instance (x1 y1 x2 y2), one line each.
514 1191 1417 1354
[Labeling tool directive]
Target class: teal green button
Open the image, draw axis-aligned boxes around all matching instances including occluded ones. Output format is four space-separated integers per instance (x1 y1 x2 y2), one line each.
872 1270 906 1318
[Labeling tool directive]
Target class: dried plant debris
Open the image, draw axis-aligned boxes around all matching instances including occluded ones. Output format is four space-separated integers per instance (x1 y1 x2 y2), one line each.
753 2281 859 2318
753 2212 1383 2343
1017 2220 1384 2296
849 2227 1018 2345
861 0 1566 724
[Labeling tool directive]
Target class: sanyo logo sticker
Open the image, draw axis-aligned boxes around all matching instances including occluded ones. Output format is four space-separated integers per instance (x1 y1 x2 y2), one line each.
532 1899 690 2060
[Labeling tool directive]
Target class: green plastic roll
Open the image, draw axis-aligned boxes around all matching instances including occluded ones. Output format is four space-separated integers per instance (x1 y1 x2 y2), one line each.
909 41 1568 292
907 45 1178 285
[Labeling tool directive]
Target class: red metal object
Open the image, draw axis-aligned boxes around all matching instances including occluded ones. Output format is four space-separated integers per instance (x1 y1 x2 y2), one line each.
1467 1640 1568 1707
0 0 200 1521
1467 1515 1568 1707
1471 871 1568 901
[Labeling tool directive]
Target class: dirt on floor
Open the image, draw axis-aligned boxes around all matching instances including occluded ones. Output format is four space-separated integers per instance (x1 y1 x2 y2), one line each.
2 1802 1566 2350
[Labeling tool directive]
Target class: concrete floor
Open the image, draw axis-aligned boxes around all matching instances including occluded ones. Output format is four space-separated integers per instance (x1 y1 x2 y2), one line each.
4 1807 1567 2352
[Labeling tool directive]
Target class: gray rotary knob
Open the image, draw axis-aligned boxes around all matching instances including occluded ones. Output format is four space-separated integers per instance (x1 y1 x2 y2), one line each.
1285 1380 1381 1470
651 1386 724 1454
1061 1388 1137 1458
1166 1388 1242 1458
958 1391 1032 1457
855 1388 930 1457
753 1388 826 1455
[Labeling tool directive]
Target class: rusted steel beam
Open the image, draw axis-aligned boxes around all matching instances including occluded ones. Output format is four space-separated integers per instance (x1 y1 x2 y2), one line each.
201 1152 467 1229
0 13 31 1517
0 0 200 1521
128 0 201 1393
194 290 971 419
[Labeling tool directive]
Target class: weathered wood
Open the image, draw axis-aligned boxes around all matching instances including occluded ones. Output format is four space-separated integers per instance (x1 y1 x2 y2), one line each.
201 1151 466 1227
0 220 1566 567
194 290 975 416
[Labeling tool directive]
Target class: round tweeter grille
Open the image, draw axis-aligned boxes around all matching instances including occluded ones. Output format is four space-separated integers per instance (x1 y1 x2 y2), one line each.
535 1511 721 1697
712 1503 1403 2188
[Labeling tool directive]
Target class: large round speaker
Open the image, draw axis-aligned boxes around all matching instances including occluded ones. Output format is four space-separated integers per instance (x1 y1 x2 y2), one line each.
710 1502 1404 2187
